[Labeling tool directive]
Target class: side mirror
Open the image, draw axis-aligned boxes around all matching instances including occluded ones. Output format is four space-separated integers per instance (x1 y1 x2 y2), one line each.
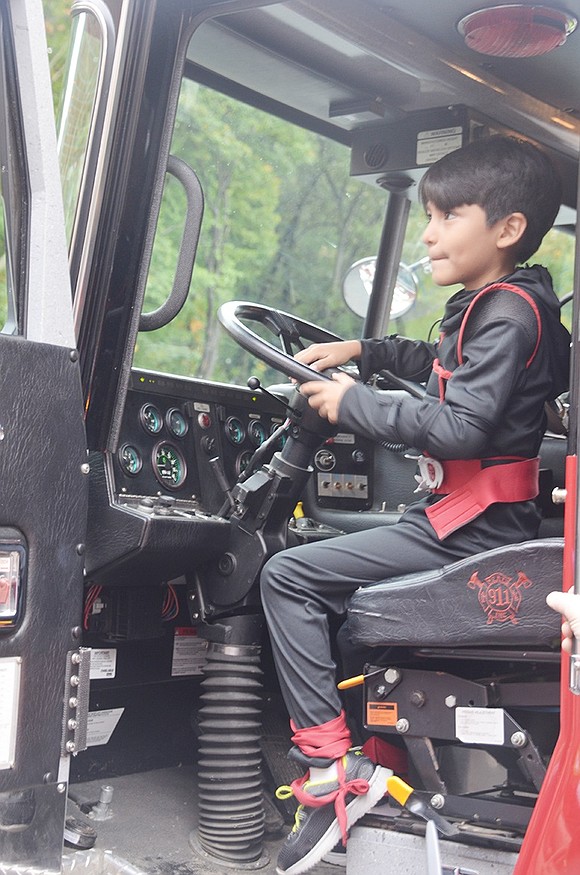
343 256 424 320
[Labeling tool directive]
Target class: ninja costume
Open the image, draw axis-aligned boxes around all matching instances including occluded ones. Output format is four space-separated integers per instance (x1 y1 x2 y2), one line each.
260 264 570 752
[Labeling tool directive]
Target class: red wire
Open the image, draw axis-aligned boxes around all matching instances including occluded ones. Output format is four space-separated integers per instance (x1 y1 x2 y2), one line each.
83 584 102 630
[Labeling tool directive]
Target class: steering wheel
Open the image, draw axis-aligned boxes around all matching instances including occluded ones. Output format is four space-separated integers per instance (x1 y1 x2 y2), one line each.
218 301 343 384
218 301 426 400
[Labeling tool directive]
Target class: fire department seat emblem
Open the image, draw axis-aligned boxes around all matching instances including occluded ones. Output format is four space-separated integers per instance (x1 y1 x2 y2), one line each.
468 570 533 625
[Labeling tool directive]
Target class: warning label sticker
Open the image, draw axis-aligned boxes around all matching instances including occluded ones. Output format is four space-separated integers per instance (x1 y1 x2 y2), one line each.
171 627 208 676
90 648 117 680
366 701 398 726
455 706 505 745
416 126 463 165
87 708 124 748
0 656 21 769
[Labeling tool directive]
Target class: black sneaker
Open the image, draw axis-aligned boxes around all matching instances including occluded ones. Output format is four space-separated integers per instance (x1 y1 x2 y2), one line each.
275 749 391 875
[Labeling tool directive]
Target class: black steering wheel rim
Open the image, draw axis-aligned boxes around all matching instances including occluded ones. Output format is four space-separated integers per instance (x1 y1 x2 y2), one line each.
218 301 344 383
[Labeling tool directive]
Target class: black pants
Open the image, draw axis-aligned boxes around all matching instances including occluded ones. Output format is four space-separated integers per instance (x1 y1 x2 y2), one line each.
260 498 540 731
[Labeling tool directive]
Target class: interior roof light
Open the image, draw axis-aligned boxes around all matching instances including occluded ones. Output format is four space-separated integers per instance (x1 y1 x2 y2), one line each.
457 5 577 58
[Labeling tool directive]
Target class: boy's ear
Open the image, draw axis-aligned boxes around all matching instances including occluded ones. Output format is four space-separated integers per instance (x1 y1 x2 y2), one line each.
496 212 527 249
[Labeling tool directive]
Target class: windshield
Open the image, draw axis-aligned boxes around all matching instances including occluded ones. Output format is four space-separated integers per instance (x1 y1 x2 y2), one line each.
133 78 575 387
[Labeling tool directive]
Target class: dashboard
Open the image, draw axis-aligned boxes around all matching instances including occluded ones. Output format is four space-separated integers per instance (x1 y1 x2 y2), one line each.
113 370 289 514
84 369 375 586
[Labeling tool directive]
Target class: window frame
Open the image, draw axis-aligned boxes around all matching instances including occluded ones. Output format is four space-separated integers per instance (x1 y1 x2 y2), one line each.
0 3 30 335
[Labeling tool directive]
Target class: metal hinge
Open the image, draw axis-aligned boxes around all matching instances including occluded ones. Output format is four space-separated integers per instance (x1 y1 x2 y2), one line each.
61 647 91 756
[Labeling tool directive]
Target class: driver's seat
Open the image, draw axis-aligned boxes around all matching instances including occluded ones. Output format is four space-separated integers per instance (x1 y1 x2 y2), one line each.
345 537 563 835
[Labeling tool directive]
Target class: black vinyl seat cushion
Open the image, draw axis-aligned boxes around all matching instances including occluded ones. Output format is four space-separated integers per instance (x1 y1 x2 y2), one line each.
346 538 563 649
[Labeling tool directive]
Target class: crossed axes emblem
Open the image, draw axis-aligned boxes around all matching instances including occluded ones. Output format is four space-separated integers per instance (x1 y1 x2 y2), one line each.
468 570 533 625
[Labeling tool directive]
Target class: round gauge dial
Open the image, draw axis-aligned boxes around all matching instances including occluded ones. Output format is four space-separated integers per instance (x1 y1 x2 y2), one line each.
236 450 253 476
248 419 267 447
166 408 188 439
140 403 163 435
118 444 142 476
153 442 187 489
225 416 246 446
270 421 288 450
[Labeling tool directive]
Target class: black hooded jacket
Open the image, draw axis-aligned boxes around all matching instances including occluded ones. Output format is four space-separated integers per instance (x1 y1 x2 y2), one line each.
338 265 570 462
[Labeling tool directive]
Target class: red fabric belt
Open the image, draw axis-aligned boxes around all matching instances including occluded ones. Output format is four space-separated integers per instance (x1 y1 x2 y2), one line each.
425 457 540 540
290 710 352 761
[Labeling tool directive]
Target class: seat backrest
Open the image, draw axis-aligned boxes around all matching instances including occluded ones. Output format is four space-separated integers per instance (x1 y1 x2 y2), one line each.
346 538 562 649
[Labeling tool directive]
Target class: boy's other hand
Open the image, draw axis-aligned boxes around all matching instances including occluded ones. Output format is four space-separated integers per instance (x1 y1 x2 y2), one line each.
546 589 580 653
300 372 355 423
294 340 362 372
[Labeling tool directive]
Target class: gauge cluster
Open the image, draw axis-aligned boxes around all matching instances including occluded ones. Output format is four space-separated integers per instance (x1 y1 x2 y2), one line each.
115 391 198 498
87 369 374 585
113 370 288 515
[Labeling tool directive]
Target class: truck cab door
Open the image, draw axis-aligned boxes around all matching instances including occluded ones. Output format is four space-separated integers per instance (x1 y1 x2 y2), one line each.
0 1 88 868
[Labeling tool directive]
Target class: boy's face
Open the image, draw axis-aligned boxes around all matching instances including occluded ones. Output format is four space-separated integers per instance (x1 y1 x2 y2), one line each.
422 202 515 290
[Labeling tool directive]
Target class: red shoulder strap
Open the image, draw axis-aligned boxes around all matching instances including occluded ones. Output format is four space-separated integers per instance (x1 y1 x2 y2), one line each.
457 282 542 368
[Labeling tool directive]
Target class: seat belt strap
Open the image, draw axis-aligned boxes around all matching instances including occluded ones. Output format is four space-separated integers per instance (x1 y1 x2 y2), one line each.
425 457 540 540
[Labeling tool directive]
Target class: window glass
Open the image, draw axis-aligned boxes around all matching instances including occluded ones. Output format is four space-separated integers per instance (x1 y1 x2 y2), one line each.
57 9 103 246
0 181 8 331
133 80 389 386
0 8 24 334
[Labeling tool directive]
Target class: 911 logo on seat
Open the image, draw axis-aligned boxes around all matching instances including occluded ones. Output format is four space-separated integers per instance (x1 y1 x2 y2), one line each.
468 570 533 625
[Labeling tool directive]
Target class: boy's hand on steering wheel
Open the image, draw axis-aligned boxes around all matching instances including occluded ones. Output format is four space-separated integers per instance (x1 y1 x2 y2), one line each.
294 340 362 372
300 372 355 423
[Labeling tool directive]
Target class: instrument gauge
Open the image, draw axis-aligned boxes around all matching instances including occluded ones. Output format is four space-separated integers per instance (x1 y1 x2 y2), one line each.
236 450 253 476
167 408 188 439
140 403 163 435
270 421 288 450
225 416 246 446
248 419 267 447
153 442 187 489
118 444 142 476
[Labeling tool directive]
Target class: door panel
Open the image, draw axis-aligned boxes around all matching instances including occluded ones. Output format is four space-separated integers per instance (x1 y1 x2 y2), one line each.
0 344 88 868
0 1 88 868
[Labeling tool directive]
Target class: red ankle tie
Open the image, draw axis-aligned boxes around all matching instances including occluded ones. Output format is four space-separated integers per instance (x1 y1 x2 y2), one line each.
290 710 351 761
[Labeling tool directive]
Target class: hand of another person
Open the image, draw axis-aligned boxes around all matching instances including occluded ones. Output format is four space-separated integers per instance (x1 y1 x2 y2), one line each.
294 340 362 372
546 588 580 654
300 372 355 423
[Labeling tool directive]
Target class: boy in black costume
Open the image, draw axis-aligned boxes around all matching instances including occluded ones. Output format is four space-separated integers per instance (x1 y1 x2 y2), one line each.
261 136 570 875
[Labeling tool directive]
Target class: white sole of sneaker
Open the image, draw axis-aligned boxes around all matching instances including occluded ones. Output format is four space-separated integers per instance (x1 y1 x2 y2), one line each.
321 846 347 866
276 765 393 875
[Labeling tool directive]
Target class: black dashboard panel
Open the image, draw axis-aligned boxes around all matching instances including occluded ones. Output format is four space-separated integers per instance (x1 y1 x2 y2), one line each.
85 371 293 585
113 370 374 516
116 370 289 514
84 369 377 585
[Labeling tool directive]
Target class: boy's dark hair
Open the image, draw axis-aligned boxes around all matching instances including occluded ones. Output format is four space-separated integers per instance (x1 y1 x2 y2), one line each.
418 135 562 263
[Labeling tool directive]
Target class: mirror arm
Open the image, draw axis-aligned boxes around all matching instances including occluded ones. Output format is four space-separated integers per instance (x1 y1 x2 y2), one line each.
363 191 410 339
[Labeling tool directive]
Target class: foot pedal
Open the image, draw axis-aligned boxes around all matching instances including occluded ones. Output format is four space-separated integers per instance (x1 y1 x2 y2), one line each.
64 799 97 850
